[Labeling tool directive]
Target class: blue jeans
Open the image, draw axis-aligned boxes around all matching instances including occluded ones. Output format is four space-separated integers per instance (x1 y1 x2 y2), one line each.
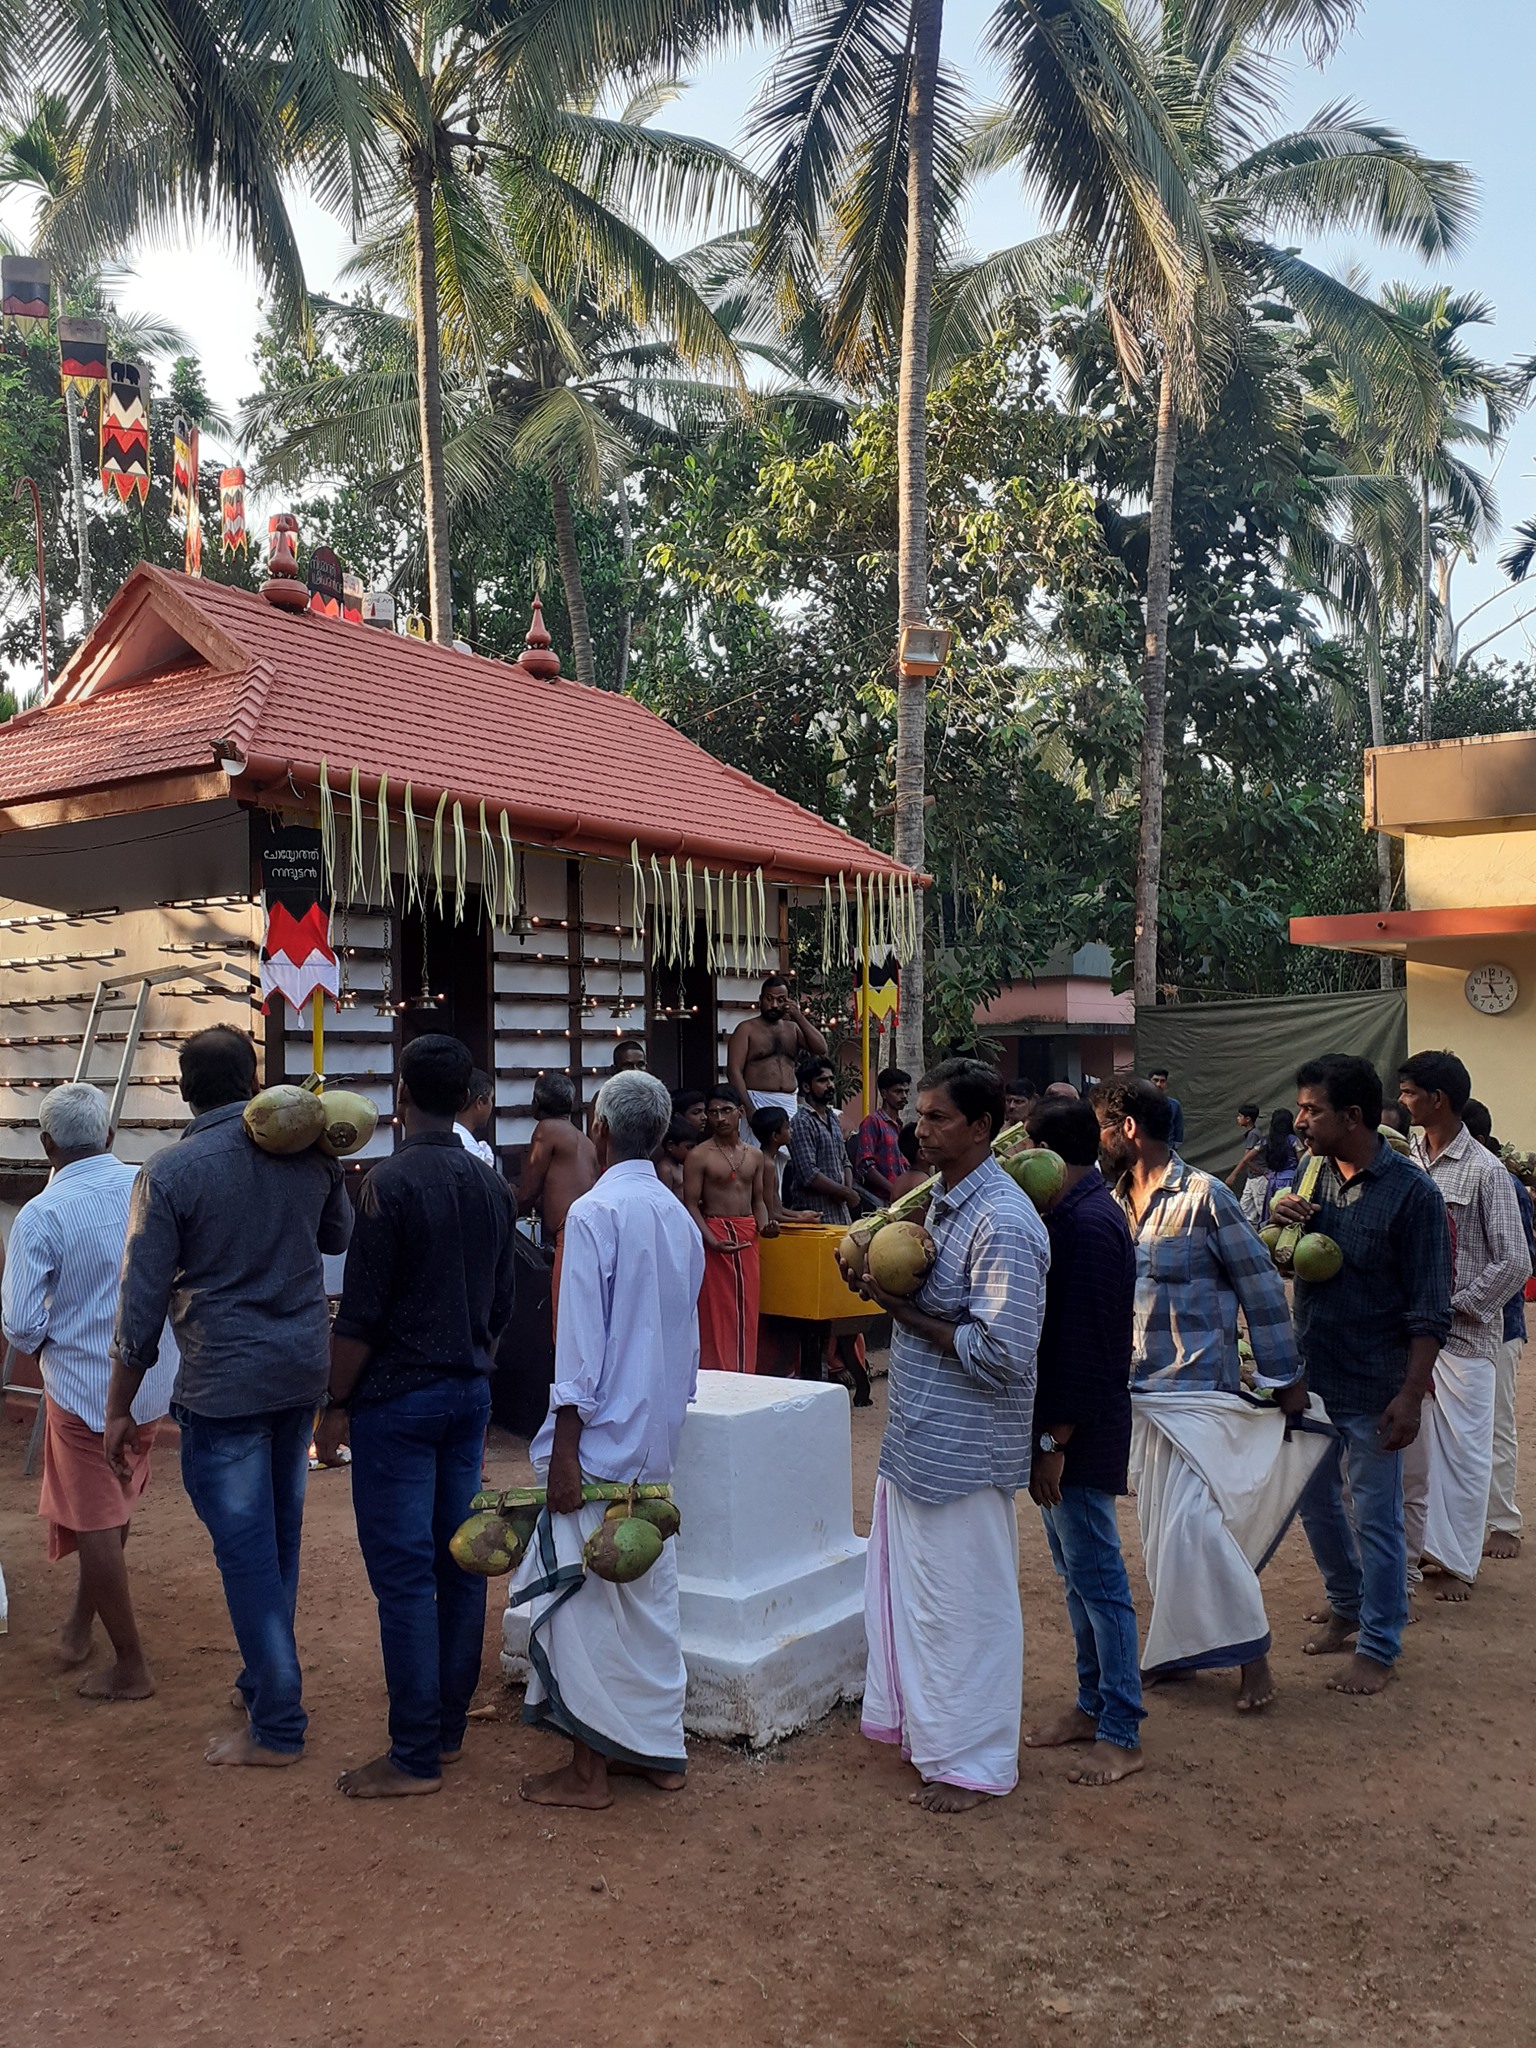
176 1402 312 1755
1299 1409 1406 1667
1040 1487 1145 1751
349 1376 491 1779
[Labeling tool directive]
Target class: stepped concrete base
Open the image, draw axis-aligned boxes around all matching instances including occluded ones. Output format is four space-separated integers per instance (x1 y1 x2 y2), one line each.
501 1370 868 1746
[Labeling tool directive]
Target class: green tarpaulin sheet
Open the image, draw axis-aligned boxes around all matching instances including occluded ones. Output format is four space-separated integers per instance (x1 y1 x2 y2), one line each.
1135 987 1407 1175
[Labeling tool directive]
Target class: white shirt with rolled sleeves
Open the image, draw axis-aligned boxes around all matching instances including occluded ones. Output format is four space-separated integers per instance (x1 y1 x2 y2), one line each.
529 1158 706 1484
2 1153 177 1432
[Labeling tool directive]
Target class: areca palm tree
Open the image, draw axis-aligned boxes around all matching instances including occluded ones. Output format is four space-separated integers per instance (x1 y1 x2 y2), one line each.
981 0 1474 1005
1366 286 1520 737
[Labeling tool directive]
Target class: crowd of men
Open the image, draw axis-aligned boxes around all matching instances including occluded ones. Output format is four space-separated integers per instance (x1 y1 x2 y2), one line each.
2 1011 1528 1818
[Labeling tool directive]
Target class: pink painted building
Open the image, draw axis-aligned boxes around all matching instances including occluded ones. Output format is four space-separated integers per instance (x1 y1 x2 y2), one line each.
973 942 1135 1090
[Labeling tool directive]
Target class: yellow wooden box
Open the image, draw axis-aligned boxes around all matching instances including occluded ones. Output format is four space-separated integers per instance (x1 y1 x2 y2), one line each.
758 1222 882 1322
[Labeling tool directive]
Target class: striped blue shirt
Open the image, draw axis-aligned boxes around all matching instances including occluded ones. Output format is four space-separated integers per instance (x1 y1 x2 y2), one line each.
2 1154 176 1432
878 1155 1048 1506
1112 1154 1300 1393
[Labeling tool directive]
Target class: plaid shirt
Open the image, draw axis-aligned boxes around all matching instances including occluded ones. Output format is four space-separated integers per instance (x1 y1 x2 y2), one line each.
785 1103 852 1223
1293 1138 1454 1417
1412 1124 1530 1359
880 1156 1047 1505
1112 1154 1300 1392
854 1108 904 1190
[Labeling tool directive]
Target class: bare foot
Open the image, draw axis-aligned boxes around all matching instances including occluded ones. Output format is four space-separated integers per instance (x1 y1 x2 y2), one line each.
1235 1656 1276 1713
1327 1653 1393 1696
205 1727 303 1769
519 1763 613 1810
1303 1612 1358 1657
439 1747 463 1766
1067 1742 1144 1787
1145 1668 1194 1689
608 1760 687 1791
78 1662 154 1701
1303 1607 1333 1626
1484 1531 1522 1560
228 1686 249 1713
1024 1705 1099 1750
1435 1576 1473 1603
911 1782 988 1813
58 1621 94 1668
337 1754 440 1799
1405 1594 1420 1625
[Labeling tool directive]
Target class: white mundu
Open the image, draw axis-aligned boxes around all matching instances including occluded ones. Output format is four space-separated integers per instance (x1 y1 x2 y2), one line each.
513 1156 703 1769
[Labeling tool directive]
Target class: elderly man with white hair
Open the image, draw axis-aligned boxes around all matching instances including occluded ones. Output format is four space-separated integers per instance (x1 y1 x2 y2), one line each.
511 1069 705 1810
2 1083 175 1698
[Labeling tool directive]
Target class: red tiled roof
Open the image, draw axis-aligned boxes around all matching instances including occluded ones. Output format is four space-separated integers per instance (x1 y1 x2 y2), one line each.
0 565 912 885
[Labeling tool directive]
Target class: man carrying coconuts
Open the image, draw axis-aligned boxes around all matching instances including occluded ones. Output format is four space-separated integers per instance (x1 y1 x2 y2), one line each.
107 1026 353 1768
1093 1076 1321 1716
511 1068 704 1811
843 1058 1047 1815
1283 1056 1453 1695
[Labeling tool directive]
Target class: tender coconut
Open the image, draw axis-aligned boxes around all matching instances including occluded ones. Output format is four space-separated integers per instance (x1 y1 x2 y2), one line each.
867 1220 937 1296
243 1085 327 1155
1292 1232 1343 1282
317 1088 380 1157
448 1511 524 1576
582 1516 664 1583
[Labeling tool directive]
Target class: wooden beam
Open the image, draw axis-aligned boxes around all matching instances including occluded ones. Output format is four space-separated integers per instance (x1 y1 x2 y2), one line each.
1290 903 1536 952
0 770 232 834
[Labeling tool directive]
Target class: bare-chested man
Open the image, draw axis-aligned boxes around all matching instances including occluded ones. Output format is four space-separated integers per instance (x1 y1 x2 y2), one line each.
684 1086 777 1373
728 975 828 1141
517 1072 599 1322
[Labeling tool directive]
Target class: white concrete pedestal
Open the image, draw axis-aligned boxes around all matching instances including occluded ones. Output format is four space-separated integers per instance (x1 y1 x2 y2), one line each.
501 1371 868 1746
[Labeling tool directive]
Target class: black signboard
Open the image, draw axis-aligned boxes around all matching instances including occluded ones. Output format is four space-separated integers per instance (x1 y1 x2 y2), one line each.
261 827 331 917
306 545 345 611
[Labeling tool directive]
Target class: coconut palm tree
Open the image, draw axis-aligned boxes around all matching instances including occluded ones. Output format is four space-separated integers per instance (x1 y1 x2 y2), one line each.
17 0 401 320
981 0 1474 1005
242 94 755 684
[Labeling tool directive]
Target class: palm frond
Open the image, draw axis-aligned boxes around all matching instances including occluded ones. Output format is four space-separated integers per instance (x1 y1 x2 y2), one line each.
1219 103 1477 261
1500 518 1536 585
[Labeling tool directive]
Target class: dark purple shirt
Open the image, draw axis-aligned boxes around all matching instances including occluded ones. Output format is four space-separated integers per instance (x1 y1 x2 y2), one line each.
1032 1166 1135 1494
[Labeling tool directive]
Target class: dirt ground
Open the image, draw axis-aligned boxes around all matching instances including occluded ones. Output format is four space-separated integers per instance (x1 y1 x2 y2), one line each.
1 1373 1533 2048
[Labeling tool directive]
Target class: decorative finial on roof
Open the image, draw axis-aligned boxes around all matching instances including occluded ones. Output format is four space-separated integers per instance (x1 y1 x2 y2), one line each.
520 594 561 680
262 512 307 612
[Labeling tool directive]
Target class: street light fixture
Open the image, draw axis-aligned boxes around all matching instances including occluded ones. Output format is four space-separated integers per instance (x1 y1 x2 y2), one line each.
896 622 952 679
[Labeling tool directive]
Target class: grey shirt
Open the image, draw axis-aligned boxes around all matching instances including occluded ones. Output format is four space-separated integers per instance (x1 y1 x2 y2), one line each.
114 1101 353 1417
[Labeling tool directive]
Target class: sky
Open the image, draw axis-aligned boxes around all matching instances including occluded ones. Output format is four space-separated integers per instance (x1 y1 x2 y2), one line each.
5 0 1535 657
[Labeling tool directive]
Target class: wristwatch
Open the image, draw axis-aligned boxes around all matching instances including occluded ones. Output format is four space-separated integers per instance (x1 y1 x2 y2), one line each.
1038 1432 1063 1456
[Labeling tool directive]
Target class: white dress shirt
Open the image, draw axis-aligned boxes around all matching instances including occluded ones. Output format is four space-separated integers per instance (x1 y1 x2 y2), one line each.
531 1157 704 1483
3 1153 177 1431
455 1122 497 1167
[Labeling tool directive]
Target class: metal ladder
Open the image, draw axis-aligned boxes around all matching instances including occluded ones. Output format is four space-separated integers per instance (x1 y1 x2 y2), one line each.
5 961 255 1475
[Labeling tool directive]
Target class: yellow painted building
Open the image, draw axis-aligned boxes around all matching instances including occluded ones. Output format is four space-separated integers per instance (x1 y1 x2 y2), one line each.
1291 731 1536 1145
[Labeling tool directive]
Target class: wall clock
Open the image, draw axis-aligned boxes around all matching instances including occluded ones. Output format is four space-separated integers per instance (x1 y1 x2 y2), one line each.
1464 964 1518 1015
